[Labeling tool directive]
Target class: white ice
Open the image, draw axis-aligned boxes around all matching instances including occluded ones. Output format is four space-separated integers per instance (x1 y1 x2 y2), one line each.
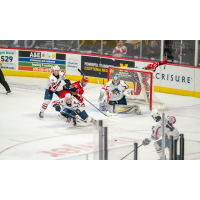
0 76 200 160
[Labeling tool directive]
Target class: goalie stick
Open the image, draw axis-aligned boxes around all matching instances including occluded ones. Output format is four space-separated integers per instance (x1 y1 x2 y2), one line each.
97 79 117 116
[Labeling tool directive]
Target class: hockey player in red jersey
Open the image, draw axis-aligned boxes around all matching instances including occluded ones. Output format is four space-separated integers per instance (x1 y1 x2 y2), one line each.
132 60 168 98
59 77 89 103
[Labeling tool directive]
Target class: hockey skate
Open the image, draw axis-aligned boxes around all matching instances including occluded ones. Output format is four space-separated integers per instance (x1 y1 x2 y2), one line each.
6 90 11 95
39 112 44 118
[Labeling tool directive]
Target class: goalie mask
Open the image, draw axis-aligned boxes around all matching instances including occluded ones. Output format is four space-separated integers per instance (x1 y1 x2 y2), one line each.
151 109 161 122
112 75 120 86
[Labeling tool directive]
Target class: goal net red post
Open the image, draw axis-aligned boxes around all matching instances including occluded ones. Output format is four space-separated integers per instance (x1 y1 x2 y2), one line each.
107 66 167 110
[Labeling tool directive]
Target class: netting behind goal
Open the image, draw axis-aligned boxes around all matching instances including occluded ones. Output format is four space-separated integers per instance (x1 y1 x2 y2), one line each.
107 66 167 110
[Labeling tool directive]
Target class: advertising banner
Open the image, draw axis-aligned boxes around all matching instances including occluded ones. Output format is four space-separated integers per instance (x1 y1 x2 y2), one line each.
18 50 66 73
195 68 200 92
0 49 17 70
81 55 135 79
66 54 81 76
155 65 195 91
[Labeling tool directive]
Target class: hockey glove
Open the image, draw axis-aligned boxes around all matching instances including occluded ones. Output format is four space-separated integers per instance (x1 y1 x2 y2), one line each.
64 79 70 84
53 104 61 112
142 138 151 146
63 82 71 90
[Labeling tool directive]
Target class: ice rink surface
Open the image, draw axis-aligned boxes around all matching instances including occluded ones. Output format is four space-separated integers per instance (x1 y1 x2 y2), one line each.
0 76 200 160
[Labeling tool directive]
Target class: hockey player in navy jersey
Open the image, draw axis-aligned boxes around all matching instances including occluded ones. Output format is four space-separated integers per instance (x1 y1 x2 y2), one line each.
142 109 179 160
39 65 71 118
98 75 141 114
52 93 94 126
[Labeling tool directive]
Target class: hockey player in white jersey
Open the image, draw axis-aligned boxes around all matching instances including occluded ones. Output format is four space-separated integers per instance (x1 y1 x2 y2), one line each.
98 75 141 114
52 93 94 126
39 65 71 118
142 109 179 160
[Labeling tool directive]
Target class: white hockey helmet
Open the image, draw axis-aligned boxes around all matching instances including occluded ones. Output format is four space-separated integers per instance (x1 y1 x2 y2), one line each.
65 93 72 99
151 109 161 122
167 115 176 124
53 65 60 71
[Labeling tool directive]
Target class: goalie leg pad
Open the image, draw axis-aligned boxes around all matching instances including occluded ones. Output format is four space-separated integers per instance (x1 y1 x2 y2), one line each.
99 102 106 111
98 90 107 103
108 104 141 114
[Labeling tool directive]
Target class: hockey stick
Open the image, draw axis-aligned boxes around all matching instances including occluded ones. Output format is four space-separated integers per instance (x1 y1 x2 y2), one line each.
81 95 111 117
78 69 84 87
120 144 143 160
97 79 117 116
60 110 87 123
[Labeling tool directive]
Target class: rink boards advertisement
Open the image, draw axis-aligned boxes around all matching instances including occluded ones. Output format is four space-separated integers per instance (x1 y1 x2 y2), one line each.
0 49 17 70
18 50 66 73
81 55 135 79
65 54 81 76
0 46 199 97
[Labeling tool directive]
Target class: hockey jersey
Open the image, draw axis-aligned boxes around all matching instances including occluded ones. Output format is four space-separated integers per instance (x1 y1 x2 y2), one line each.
149 116 179 142
52 96 85 111
68 81 84 103
102 80 129 101
46 71 66 92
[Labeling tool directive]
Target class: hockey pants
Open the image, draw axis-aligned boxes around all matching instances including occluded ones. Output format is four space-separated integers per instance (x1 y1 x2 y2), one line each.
40 89 61 113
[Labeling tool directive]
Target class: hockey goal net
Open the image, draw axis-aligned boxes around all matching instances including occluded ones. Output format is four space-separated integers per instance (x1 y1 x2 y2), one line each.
107 66 167 110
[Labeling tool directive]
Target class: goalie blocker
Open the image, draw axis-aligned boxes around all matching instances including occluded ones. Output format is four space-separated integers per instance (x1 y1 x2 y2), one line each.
98 75 141 114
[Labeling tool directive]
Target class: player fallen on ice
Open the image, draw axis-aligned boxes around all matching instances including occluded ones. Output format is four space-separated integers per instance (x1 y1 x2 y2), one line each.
39 65 71 118
59 77 89 103
142 109 179 160
52 93 94 126
98 75 141 114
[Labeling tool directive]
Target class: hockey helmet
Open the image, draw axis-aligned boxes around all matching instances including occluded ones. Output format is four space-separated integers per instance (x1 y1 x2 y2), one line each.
82 77 89 83
151 109 161 122
65 93 72 99
53 65 60 71
167 115 176 124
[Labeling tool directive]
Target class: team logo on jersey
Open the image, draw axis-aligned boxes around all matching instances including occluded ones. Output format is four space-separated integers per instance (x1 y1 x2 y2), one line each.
111 88 121 94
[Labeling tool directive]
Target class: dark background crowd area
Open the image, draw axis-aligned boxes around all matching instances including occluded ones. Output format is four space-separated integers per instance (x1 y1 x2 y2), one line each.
0 40 199 67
